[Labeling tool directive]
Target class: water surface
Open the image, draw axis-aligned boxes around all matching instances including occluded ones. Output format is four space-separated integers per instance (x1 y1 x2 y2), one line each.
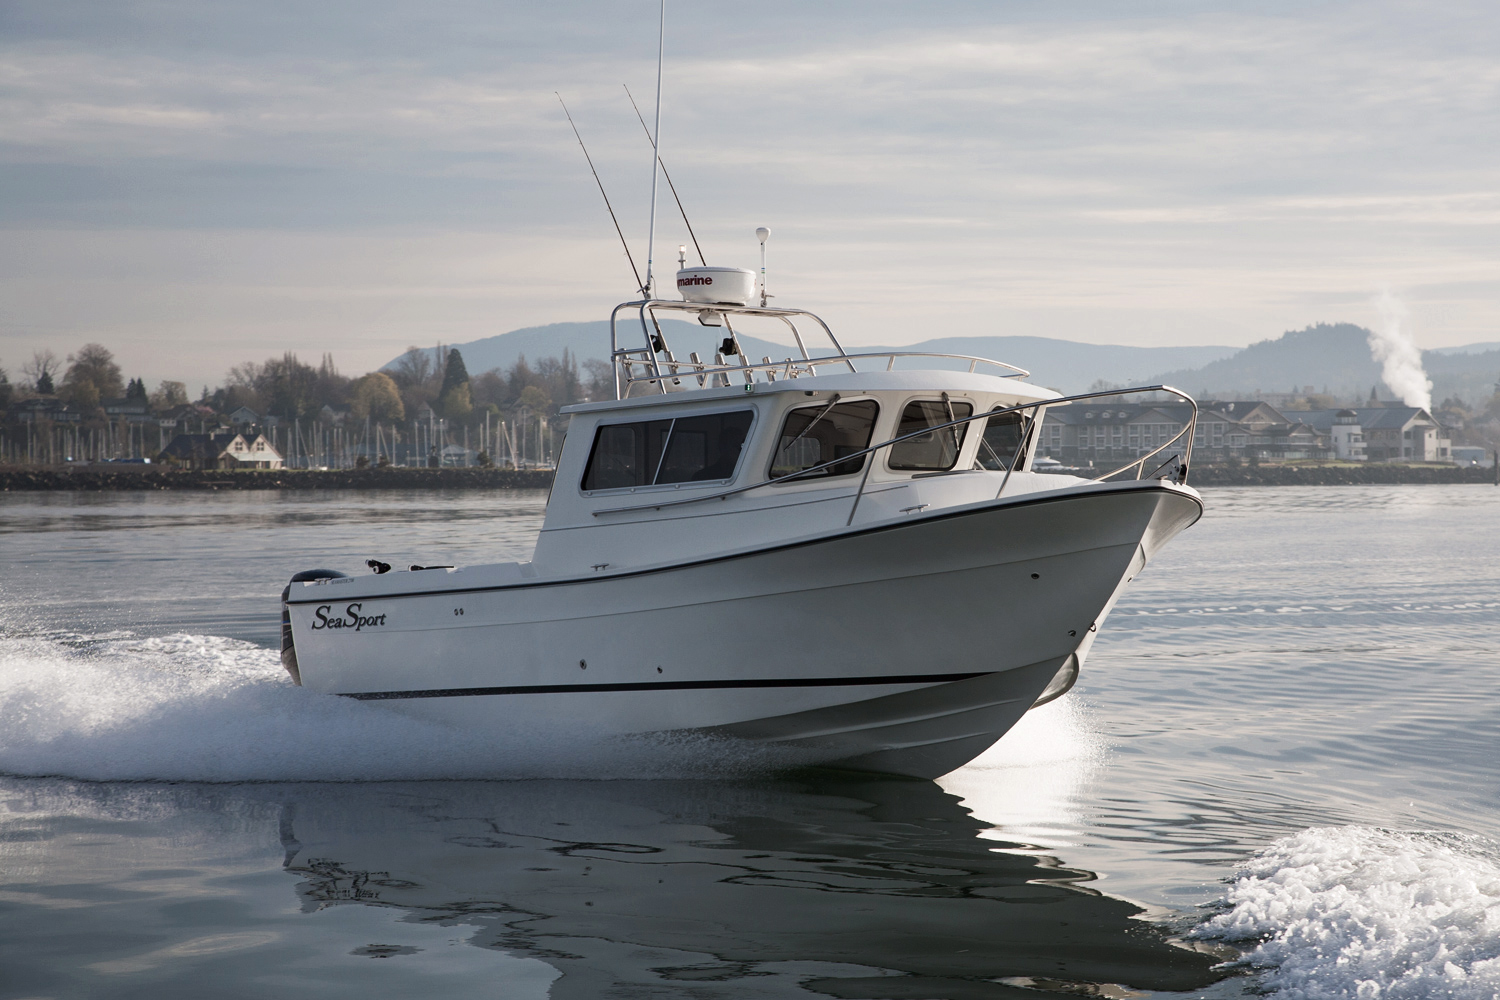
2 485 1498 998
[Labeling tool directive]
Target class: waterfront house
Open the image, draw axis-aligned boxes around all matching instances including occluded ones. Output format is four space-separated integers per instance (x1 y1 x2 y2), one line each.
155 403 219 433
8 398 82 425
1296 407 1449 462
102 397 155 425
158 432 284 470
1328 410 1366 461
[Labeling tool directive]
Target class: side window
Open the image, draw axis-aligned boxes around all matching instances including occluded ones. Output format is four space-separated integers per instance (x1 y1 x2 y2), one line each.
582 410 753 491
976 409 1033 471
769 400 879 480
888 400 973 471
657 411 754 484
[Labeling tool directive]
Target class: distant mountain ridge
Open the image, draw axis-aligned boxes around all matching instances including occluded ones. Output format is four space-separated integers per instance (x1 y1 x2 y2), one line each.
383 322 1237 395
1149 323 1500 404
383 320 1500 404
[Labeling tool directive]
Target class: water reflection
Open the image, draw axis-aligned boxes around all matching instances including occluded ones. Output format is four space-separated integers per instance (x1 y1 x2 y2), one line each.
279 776 1228 998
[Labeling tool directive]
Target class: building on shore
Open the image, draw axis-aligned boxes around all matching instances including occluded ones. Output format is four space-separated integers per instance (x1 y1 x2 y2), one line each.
1038 399 1452 466
7 398 82 425
1295 407 1451 463
158 432 284 470
1327 410 1366 461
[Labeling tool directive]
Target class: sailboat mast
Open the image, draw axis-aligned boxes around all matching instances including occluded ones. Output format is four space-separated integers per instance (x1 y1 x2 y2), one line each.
643 0 666 298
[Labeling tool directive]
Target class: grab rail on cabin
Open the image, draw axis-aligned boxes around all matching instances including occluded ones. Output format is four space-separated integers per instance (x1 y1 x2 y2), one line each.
590 384 1199 519
608 299 1030 398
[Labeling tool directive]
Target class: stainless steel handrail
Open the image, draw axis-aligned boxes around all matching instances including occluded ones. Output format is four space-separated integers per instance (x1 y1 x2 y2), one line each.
591 384 1198 517
616 350 1031 386
608 298 1031 399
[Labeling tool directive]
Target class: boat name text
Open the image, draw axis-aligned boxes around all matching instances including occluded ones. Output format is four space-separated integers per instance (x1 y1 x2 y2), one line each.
311 603 386 632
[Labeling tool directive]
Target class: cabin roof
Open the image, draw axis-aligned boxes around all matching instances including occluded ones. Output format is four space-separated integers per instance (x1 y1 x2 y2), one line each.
559 369 1059 416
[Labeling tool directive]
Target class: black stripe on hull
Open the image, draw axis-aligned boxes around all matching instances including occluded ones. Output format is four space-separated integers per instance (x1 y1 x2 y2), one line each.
339 670 989 701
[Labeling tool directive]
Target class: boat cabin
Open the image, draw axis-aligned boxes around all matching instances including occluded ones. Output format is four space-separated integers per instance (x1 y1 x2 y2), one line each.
531 297 1064 576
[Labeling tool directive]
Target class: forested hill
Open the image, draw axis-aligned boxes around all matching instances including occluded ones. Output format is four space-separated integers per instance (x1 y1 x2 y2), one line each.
1150 323 1500 403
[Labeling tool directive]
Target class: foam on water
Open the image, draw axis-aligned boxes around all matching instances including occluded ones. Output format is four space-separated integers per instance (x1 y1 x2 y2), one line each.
0 631 805 782
1193 825 1500 999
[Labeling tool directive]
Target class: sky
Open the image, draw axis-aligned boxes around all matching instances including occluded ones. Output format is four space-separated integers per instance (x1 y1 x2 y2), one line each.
2 0 1497 389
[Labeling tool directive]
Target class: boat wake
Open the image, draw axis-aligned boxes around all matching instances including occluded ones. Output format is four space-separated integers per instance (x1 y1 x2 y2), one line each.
1193 825 1500 999
0 631 811 782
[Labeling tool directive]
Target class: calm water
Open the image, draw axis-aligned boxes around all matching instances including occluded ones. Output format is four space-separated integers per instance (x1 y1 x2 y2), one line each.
1 485 1498 999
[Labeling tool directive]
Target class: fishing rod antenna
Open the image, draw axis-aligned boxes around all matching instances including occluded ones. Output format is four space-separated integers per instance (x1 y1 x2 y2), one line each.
642 0 667 298
624 82 705 267
556 92 643 293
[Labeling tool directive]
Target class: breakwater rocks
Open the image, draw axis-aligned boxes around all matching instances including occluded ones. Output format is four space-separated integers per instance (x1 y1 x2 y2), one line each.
0 466 556 492
1190 464 1495 486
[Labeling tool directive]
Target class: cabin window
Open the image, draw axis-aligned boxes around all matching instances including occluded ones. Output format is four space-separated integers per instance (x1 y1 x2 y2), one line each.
888 400 973 471
581 410 754 491
769 400 879 480
976 409 1034 471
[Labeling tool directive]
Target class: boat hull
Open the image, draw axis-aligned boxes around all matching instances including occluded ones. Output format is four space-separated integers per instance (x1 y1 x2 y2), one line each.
286 481 1201 778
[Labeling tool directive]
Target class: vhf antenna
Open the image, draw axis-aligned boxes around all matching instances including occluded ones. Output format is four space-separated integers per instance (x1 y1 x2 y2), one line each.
624 83 704 266
642 0 666 298
556 92 643 292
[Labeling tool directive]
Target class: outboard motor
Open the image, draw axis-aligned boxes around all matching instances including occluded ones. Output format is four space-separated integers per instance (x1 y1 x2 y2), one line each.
280 569 348 684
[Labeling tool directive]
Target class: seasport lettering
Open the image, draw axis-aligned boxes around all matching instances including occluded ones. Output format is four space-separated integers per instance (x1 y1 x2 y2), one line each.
311 603 387 632
677 275 714 287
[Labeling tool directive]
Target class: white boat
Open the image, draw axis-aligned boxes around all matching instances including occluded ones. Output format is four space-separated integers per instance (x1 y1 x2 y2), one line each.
281 271 1203 778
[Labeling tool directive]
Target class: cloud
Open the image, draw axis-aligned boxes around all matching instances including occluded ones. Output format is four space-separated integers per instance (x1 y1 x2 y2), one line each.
1 0 1498 383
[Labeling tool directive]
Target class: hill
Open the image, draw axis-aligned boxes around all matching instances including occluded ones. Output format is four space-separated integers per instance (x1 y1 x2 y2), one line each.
382 323 1236 395
1150 323 1500 404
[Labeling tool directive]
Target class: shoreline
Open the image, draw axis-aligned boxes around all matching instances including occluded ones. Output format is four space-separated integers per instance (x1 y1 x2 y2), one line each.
0 464 1493 491
0 467 556 491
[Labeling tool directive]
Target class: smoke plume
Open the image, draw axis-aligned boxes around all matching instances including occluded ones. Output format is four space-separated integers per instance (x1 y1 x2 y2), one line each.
1368 290 1432 411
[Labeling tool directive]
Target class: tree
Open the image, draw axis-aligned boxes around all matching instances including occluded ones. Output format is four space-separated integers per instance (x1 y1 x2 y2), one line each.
507 355 535 406
439 348 470 399
435 348 473 422
151 381 188 410
582 359 614 401
314 353 351 410
71 380 101 411
470 370 506 408
349 372 406 422
439 381 472 422
126 377 148 401
244 352 321 420
391 346 435 389
517 384 551 412
62 344 124 403
0 364 11 410
23 350 60 395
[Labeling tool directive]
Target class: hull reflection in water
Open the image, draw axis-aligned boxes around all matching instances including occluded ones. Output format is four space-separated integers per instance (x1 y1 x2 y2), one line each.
280 777 1230 998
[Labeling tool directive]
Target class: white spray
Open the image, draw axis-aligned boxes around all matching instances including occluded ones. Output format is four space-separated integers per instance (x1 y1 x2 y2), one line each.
1369 290 1433 410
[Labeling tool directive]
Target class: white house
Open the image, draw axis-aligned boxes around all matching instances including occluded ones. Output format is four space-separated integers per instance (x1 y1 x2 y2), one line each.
1329 410 1366 461
159 432 284 470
